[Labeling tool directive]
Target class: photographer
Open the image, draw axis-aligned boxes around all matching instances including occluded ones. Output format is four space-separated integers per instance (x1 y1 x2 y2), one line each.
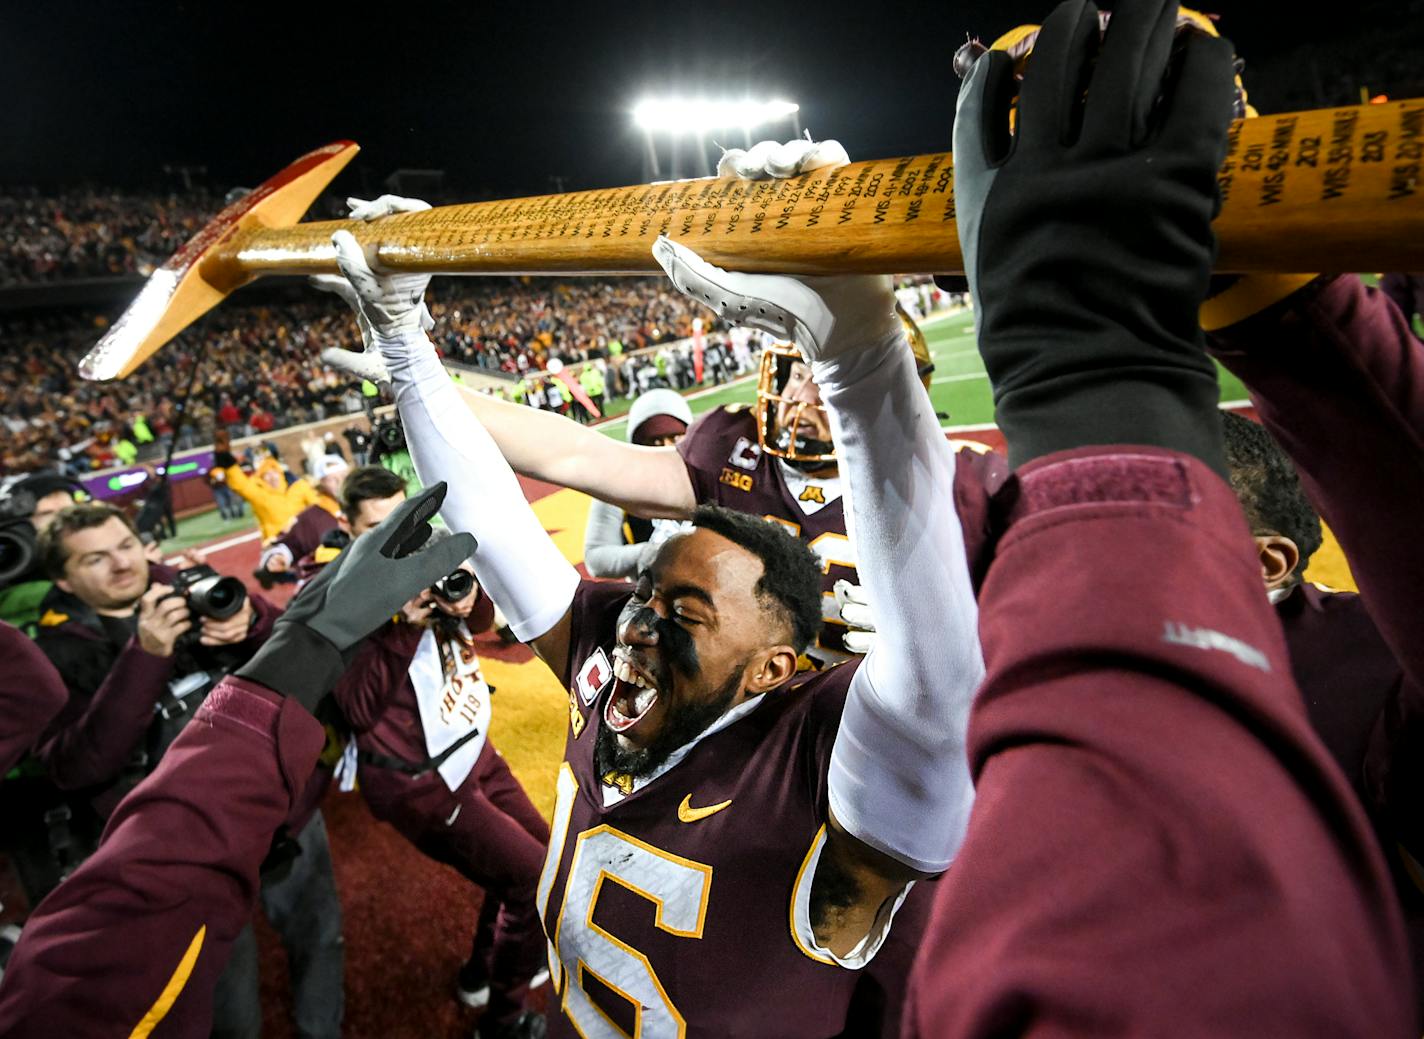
0 485 472 1038
29 502 348 1037
329 468 549 1038
32 503 275 814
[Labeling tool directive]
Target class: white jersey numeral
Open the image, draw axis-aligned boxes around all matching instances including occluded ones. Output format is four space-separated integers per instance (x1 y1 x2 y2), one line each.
541 764 714 1037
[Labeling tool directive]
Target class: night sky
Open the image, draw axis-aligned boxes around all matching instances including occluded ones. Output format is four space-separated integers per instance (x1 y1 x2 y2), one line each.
0 0 1371 199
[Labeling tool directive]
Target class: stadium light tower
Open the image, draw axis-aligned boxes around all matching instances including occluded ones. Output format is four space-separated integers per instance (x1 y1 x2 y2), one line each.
633 98 800 180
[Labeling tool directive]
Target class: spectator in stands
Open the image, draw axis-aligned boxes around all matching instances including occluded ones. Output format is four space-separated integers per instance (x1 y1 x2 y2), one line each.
1 274 716 477
211 433 338 543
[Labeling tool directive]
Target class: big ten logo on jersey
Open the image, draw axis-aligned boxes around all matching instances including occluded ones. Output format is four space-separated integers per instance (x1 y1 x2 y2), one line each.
719 467 753 492
763 515 859 665
728 436 761 471
437 630 486 730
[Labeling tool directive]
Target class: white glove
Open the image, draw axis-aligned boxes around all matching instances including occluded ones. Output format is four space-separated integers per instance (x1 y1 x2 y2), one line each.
716 137 849 179
651 138 898 368
652 238 900 368
834 580 877 655
313 195 436 383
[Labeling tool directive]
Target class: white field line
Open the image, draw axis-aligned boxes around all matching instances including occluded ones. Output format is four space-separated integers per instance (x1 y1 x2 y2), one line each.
165 528 261 563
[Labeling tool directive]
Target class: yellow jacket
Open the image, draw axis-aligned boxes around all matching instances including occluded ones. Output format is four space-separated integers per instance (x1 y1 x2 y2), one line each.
225 459 339 542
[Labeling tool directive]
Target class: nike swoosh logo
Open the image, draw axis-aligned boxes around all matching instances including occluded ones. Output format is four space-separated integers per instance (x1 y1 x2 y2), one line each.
677 794 732 823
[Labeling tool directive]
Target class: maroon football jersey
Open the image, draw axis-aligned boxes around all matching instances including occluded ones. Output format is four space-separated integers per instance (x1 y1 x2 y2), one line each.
677 405 1007 666
538 580 866 1038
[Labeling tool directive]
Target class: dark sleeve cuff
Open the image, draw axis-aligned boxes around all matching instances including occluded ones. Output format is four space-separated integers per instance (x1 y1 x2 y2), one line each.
235 624 346 714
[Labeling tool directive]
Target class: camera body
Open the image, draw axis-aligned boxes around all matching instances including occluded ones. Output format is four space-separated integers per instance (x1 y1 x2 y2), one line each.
371 418 406 462
0 489 39 587
170 564 247 620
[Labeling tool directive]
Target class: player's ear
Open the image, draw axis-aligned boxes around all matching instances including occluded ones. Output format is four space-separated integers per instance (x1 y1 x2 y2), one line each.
747 646 799 694
1255 534 1300 590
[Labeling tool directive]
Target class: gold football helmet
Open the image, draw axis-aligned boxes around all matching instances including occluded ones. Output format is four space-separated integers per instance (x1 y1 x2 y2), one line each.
754 300 935 468
956 7 1253 119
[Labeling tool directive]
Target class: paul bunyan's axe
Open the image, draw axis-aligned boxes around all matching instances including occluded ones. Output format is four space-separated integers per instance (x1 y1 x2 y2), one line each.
81 97 1424 381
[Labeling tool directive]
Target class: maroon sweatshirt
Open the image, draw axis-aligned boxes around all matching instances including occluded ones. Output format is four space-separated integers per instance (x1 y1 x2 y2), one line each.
906 447 1414 1036
330 594 496 829
0 677 326 1038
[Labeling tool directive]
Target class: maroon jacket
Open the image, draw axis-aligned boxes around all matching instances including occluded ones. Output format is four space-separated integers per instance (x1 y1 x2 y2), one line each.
907 447 1413 1036
33 563 279 814
0 677 326 1038
0 621 68 774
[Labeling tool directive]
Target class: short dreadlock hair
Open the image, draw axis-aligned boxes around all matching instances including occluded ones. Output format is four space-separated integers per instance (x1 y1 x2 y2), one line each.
1222 411 1323 581
690 504 823 653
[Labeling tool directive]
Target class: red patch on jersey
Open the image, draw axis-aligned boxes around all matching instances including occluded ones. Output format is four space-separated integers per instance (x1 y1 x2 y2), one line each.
576 648 613 706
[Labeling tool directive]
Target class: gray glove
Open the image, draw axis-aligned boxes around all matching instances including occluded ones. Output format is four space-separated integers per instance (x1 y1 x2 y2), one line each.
237 482 476 708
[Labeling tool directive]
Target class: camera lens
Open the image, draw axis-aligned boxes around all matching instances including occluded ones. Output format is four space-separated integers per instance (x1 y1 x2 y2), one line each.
188 574 247 620
0 523 37 586
432 568 474 602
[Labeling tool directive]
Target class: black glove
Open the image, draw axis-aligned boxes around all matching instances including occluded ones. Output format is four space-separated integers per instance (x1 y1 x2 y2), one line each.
237 482 476 710
213 450 238 469
954 0 1236 474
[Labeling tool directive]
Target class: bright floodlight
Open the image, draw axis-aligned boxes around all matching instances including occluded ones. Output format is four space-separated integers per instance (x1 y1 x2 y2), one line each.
633 98 799 135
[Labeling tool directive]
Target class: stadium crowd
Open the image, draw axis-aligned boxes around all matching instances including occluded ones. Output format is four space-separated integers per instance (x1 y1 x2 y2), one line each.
0 277 731 477
0 187 224 284
2 2 1424 1038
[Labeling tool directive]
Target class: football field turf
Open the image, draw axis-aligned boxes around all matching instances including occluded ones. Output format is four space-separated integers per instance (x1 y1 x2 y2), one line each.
594 307 1254 440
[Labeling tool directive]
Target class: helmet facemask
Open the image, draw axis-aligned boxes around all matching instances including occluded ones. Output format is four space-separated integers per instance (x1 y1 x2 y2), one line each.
756 343 837 472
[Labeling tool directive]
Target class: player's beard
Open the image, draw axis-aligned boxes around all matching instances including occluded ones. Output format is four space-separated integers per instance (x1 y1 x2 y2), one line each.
595 666 744 782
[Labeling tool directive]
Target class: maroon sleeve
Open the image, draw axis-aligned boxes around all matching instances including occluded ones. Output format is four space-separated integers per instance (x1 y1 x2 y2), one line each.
330 622 424 734
0 677 326 1038
906 448 1414 1037
35 638 175 790
1208 275 1424 857
467 589 496 636
0 623 68 774
950 446 1010 589
271 506 339 563
1208 274 1424 687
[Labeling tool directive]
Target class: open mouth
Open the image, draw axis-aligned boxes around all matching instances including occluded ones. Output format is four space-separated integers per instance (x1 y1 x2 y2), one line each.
605 645 660 734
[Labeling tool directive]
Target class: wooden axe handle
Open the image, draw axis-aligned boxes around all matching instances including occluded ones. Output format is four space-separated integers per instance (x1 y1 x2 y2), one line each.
221 98 1424 280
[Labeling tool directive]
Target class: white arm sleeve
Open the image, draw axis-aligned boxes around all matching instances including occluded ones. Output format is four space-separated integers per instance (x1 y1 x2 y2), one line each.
816 332 982 875
583 499 655 580
379 330 580 642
